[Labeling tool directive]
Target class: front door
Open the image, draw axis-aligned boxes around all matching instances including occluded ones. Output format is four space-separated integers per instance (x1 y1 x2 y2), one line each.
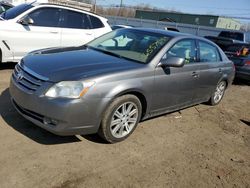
12 7 62 61
151 39 199 113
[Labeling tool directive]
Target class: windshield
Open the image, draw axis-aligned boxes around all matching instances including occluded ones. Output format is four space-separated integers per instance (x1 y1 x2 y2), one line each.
87 29 170 64
1 3 33 20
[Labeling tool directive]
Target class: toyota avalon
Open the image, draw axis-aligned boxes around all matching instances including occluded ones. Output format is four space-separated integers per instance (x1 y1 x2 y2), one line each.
9 28 235 143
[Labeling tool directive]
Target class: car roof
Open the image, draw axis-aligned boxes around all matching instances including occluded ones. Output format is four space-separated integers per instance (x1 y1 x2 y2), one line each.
38 3 103 19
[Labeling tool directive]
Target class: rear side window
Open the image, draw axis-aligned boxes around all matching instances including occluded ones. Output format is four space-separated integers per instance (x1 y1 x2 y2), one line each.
28 8 61 27
61 10 91 29
165 39 196 64
198 41 221 62
89 15 104 29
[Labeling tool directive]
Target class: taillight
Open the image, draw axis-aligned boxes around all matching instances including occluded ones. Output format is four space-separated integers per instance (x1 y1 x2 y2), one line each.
245 61 250 65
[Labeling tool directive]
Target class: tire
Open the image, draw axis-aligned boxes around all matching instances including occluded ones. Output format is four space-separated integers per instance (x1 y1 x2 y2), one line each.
98 94 142 143
209 81 227 106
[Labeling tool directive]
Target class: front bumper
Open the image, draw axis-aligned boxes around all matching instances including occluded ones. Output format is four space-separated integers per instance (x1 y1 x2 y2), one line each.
9 76 109 136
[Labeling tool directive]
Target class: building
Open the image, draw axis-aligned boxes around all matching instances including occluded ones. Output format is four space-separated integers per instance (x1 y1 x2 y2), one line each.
135 10 241 30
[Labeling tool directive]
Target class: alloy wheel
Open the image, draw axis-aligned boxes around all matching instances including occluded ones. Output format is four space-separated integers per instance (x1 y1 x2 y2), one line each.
110 102 139 138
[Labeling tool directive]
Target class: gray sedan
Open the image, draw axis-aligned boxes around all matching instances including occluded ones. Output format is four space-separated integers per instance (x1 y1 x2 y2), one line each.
9 28 235 143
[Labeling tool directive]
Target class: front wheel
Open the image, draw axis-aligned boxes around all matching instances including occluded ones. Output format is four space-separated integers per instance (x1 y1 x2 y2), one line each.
98 95 142 143
209 81 227 106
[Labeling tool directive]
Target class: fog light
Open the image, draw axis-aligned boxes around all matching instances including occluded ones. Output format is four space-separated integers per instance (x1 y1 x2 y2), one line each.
43 117 58 125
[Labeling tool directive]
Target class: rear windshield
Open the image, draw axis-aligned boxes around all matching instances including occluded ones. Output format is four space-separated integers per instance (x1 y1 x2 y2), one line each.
219 31 244 41
1 3 33 20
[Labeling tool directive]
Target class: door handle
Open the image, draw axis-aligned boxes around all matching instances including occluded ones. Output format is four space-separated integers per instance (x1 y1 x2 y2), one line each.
219 68 222 73
191 72 199 78
50 31 59 34
86 32 93 35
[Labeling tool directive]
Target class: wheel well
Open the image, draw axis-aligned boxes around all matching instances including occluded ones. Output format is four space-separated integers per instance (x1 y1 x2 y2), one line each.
118 91 147 120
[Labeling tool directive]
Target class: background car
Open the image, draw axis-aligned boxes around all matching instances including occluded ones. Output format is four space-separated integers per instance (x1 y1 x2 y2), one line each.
0 1 13 14
225 44 250 81
111 24 133 30
10 28 235 143
0 2 111 63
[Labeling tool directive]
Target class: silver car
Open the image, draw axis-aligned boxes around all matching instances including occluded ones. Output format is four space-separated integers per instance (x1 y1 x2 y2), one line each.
10 28 235 143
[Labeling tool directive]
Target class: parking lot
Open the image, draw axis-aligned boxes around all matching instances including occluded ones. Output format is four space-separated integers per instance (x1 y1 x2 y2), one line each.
0 63 249 187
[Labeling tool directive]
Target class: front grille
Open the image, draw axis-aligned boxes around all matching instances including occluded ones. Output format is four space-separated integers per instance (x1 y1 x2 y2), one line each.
12 62 48 93
13 100 44 123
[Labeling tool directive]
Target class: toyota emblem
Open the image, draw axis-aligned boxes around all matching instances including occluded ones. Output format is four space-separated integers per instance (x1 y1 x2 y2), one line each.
16 72 24 82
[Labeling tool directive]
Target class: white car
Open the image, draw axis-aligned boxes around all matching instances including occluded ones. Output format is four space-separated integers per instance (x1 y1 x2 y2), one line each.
0 3 111 63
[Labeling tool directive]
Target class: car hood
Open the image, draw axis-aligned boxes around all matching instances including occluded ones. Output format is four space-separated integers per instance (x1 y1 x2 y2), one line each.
21 46 144 82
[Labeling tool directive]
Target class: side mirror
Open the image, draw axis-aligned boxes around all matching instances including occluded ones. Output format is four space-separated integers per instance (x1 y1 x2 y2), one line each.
159 56 185 68
18 17 34 25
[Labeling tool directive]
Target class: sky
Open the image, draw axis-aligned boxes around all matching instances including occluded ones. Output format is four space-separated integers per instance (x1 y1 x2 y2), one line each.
97 0 250 19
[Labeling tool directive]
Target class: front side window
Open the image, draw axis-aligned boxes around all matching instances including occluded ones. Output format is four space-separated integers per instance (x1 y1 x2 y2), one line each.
87 29 170 64
61 10 91 29
164 39 196 64
27 8 61 27
198 41 220 62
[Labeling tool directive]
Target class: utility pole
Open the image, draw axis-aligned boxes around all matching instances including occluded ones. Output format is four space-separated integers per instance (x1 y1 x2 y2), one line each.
119 0 123 16
94 0 96 13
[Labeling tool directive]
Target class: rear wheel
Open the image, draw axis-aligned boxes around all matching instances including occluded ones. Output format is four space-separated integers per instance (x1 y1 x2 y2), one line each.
98 95 142 143
209 81 227 106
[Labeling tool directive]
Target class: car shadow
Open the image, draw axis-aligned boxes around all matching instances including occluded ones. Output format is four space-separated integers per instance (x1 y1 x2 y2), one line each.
240 119 250 127
0 62 16 70
81 134 108 144
0 88 82 145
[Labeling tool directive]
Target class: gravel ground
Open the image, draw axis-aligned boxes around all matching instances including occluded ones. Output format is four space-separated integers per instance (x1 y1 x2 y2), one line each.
0 63 249 188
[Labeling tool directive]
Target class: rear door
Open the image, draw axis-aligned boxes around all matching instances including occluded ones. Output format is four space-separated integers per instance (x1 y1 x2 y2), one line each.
88 14 111 38
60 9 95 46
194 40 224 102
151 39 199 113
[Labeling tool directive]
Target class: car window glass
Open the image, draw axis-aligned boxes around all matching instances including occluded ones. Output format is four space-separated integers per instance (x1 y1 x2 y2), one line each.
165 40 196 64
62 10 91 29
27 8 60 27
199 41 220 62
89 15 104 29
0 6 4 13
100 35 133 47
88 29 170 64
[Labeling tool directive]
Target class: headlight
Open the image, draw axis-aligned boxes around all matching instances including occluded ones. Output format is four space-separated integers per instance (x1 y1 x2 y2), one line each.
45 81 95 98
